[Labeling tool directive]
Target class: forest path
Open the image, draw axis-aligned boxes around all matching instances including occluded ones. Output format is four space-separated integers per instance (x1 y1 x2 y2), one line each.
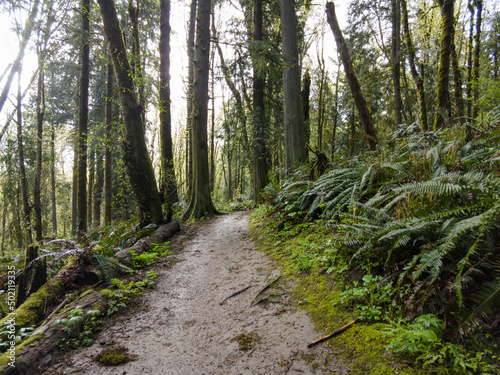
46 211 343 374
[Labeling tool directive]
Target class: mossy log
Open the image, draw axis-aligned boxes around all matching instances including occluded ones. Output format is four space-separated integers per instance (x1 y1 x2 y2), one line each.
0 220 181 374
0 290 105 374
115 219 180 264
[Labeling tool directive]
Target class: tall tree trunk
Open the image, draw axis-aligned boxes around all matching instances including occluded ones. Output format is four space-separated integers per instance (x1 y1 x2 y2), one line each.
72 128 77 233
302 70 311 148
16 71 32 245
87 142 95 228
434 0 455 131
326 2 377 150
159 0 178 218
281 0 307 169
104 62 113 226
77 0 90 232
391 0 403 127
186 0 197 200
184 0 217 219
93 126 104 227
0 0 40 115
465 1 474 119
50 124 57 234
34 69 44 242
401 0 428 131
252 0 269 204
472 0 482 119
98 0 163 226
209 29 216 194
451 34 464 119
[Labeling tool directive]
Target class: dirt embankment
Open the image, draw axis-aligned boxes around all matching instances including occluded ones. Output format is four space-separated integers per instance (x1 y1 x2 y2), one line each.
45 211 346 374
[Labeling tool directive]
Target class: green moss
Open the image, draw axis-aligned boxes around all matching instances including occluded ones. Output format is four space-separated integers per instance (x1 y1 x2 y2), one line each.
231 332 260 351
95 346 136 366
0 330 46 366
249 215 423 375
0 277 64 328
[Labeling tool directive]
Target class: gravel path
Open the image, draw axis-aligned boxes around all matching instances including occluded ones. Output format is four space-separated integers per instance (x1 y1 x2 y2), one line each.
45 211 344 375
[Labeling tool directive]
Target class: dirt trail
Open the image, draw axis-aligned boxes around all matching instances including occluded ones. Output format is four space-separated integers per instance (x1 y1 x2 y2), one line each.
47 211 344 374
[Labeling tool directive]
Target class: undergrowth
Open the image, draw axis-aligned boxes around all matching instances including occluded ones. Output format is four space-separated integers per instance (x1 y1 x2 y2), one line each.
252 118 500 374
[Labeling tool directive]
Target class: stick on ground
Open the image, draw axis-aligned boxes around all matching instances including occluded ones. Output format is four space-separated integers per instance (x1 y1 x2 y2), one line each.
250 275 282 306
307 318 360 348
220 285 252 305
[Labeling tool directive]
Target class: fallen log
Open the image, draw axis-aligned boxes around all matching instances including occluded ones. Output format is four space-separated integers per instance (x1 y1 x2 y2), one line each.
0 290 105 374
307 318 360 348
115 220 180 264
0 220 181 374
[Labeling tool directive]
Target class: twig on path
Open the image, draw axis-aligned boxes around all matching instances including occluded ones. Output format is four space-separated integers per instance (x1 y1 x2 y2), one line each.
250 275 282 306
307 318 360 348
220 285 253 305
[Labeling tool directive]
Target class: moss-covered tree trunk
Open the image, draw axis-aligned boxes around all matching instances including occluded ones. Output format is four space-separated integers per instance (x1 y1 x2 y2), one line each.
159 0 178 217
401 0 428 131
434 0 455 131
281 0 307 168
77 0 90 232
98 0 163 226
184 0 217 219
252 0 269 204
326 2 377 150
185 0 197 200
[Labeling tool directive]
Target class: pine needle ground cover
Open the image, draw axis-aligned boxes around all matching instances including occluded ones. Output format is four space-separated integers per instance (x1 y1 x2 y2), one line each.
251 120 500 374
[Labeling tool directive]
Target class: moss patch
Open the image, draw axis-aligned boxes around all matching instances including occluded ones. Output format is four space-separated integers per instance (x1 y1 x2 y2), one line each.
231 332 260 351
95 346 136 366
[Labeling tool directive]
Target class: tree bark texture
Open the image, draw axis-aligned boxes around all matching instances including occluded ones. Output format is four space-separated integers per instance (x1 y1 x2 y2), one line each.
281 0 307 169
466 0 474 119
77 0 90 232
184 0 217 219
391 0 403 127
98 0 163 226
160 0 179 213
93 129 104 227
252 0 269 204
472 0 482 119
326 2 377 151
104 62 113 225
87 141 95 227
185 0 197 200
434 0 455 131
302 70 311 148
401 0 428 131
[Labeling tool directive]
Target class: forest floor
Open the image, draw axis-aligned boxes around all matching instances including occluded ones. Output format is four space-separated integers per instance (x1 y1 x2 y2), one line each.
43 211 348 374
